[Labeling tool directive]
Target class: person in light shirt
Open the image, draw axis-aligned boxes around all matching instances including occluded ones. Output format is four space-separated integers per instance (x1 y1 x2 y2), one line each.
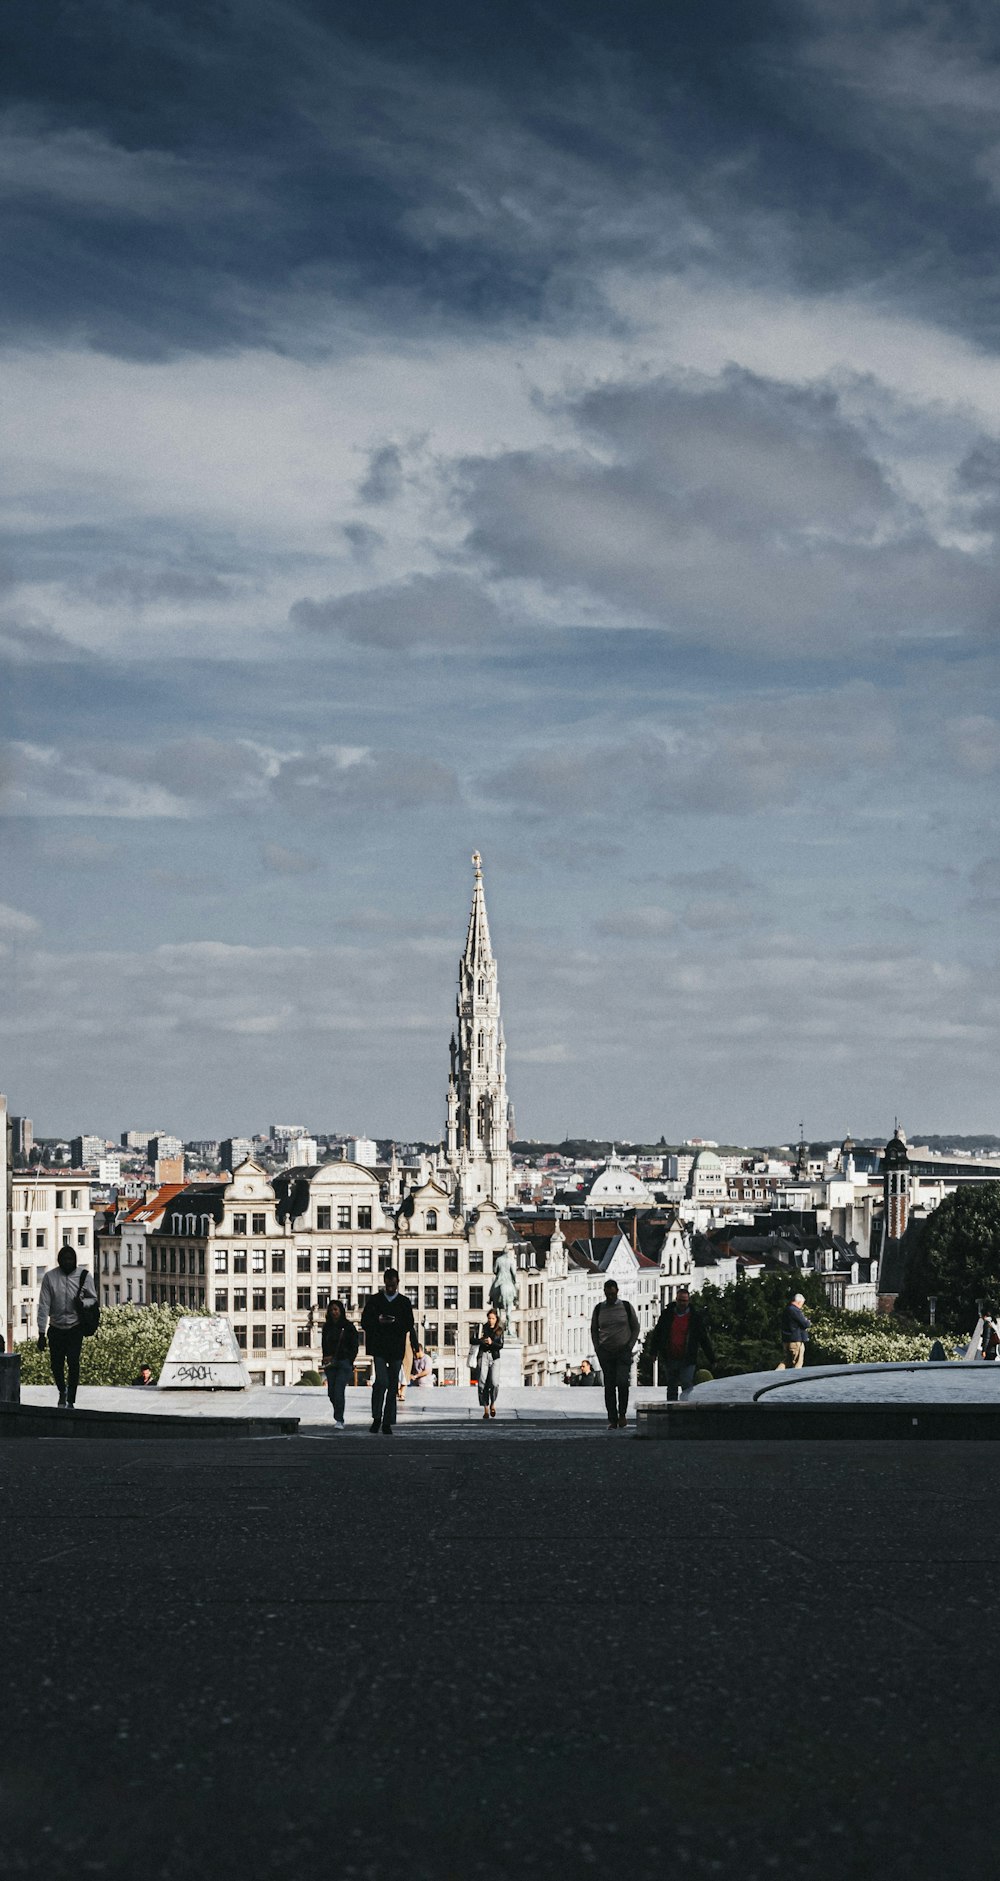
36 1244 98 1411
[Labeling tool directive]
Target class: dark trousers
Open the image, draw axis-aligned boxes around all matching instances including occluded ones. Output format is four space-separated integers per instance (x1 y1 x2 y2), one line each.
48 1325 85 1403
372 1356 401 1427
326 1359 352 1421
599 1347 632 1422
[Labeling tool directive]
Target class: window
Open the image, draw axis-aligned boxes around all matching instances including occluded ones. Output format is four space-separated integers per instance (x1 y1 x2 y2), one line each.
357 1288 371 1306
316 1206 331 1230
425 1321 439 1345
444 1285 458 1310
378 1249 392 1270
20 1268 28 1286
214 1250 229 1273
198 1288 205 1307
444 1324 458 1347
20 1231 28 1248
356 1248 372 1272
404 1287 419 1307
461 1244 479 1268
271 1288 285 1310
271 1326 285 1349
252 1248 266 1273
357 1206 372 1230
443 1249 458 1272
424 1286 439 1309
234 1288 247 1311
316 1249 332 1272
297 1287 311 1310
337 1249 352 1271
233 1251 247 1274
179 1249 187 1274
215 1289 229 1312
271 1250 285 1273
333 1205 349 1230
404 1251 419 1273
169 1250 177 1274
426 1210 438 1231
71 1190 80 1208
198 1252 205 1275
424 1249 438 1272
232 1214 247 1234
317 1287 331 1308
56 1190 65 1209
271 1370 286 1387
36 1230 46 1248
296 1328 312 1348
234 1325 247 1348
297 1252 312 1273
338 1285 352 1306
252 1214 266 1234
249 1370 266 1385
468 1322 480 1342
252 1324 267 1349
252 1288 266 1311
469 1285 484 1310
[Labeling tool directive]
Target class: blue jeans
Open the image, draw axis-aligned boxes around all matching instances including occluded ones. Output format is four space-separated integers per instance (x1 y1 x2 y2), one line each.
478 1353 500 1407
665 1359 696 1401
326 1359 352 1421
372 1356 401 1426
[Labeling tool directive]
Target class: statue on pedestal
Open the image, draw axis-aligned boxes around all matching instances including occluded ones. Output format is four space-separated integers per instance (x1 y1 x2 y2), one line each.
489 1248 519 1333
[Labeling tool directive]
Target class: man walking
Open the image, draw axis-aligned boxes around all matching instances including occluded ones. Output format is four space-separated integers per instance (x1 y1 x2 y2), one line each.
780 1292 811 1370
650 1287 715 1401
361 1268 416 1435
37 1243 98 1409
590 1280 640 1430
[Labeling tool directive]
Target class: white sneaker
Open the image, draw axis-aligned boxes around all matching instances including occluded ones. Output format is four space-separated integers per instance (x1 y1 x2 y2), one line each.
334 1419 346 1429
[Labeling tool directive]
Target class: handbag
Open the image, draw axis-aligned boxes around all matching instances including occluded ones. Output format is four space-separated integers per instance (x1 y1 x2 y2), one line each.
75 1269 101 1338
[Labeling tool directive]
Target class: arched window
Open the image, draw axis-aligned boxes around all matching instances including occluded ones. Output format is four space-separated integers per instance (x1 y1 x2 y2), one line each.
426 1210 438 1231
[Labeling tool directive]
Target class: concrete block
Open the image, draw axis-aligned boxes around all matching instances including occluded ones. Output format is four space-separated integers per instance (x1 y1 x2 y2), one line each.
158 1315 251 1390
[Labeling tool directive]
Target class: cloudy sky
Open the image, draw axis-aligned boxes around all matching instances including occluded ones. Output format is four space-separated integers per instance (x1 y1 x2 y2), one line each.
2 0 999 1144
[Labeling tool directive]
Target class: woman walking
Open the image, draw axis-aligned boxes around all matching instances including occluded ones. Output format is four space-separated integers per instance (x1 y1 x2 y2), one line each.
36 1244 98 1409
322 1300 359 1429
477 1308 504 1421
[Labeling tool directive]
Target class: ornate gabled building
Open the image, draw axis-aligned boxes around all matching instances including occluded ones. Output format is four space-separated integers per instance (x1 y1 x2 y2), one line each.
445 852 513 1213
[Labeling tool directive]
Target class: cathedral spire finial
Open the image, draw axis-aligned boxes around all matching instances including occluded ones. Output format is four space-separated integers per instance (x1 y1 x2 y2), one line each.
472 849 482 878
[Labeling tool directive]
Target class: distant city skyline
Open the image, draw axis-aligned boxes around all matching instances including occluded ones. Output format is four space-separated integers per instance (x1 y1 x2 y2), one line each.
2 3 999 1137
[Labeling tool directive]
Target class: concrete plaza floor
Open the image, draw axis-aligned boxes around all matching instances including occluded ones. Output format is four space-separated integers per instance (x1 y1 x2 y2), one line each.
5 1430 1000 1880
20 1379 627 1424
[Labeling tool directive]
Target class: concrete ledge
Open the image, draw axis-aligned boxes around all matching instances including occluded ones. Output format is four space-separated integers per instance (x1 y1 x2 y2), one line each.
0 1402 299 1440
635 1401 1000 1441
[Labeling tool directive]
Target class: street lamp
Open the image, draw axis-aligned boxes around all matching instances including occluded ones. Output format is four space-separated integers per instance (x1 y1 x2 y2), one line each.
928 1296 937 1328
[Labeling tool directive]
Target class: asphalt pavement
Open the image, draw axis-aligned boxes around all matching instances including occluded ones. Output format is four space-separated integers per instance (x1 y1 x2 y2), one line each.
3 1431 998 1881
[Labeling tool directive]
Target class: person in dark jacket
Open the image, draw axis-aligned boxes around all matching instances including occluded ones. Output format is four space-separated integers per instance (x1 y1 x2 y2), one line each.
322 1300 360 1428
36 1245 99 1409
590 1280 640 1429
476 1308 504 1420
650 1288 715 1401
360 1269 416 1434
780 1293 811 1370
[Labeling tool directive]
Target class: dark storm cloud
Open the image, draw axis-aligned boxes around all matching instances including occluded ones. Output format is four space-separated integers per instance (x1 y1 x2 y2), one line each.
5 1 1000 357
461 368 999 653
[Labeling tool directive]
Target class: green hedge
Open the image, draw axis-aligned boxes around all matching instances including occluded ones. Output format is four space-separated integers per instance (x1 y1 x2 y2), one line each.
15 1303 204 1387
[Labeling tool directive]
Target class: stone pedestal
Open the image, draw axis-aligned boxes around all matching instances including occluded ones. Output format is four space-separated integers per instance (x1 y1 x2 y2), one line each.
0 1353 21 1404
496 1338 525 1392
158 1315 250 1390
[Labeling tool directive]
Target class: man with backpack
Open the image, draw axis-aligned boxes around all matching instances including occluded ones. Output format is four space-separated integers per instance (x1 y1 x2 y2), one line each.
36 1243 99 1410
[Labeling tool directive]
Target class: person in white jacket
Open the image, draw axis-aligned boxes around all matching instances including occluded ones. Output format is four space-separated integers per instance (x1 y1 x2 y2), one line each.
36 1245 98 1409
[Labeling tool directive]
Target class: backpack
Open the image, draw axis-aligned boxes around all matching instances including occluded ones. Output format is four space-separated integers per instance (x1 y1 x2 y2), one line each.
75 1270 101 1338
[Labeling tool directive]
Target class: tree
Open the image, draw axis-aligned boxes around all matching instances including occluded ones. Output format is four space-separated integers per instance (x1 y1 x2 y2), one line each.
15 1303 204 1387
898 1183 1000 1330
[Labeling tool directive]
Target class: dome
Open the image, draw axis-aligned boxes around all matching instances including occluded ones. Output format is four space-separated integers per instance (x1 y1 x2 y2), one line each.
691 1148 723 1169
